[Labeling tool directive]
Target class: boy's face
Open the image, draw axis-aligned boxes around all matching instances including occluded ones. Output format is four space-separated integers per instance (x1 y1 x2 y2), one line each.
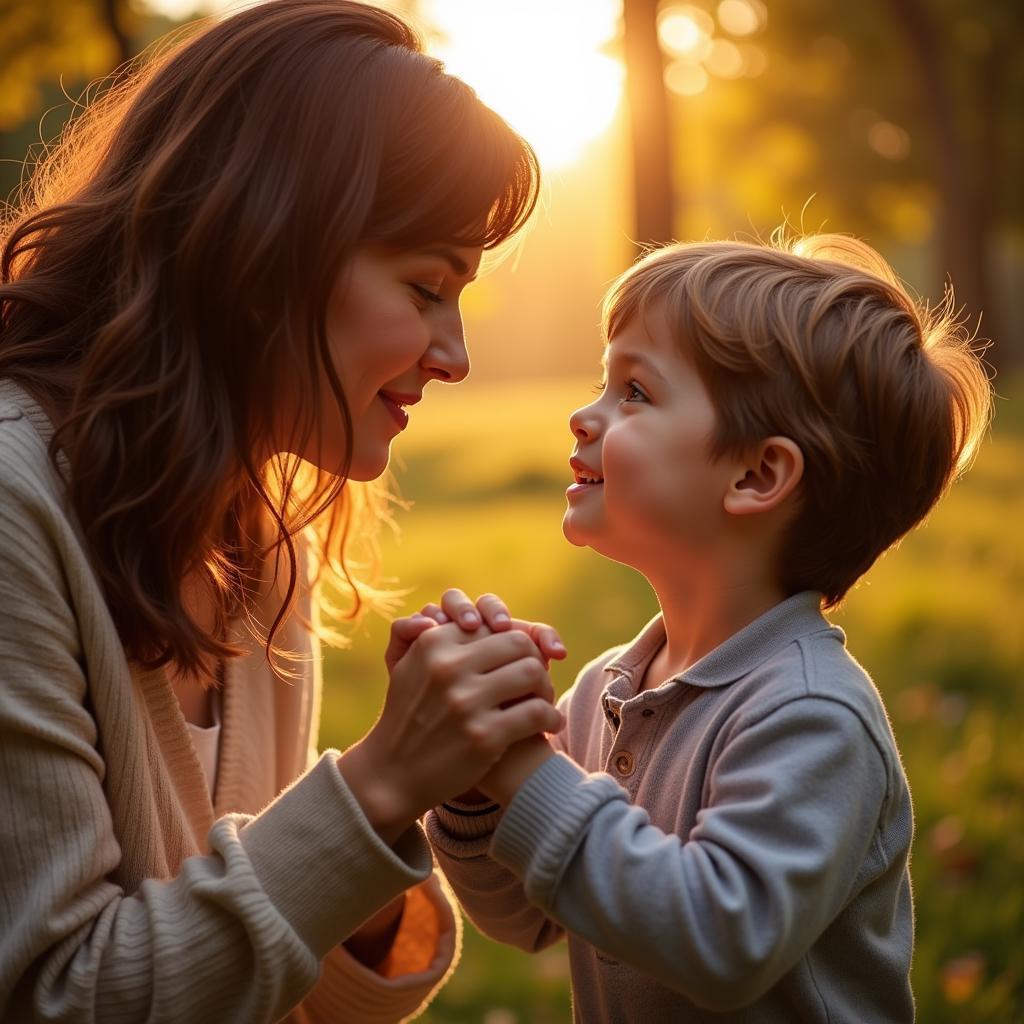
563 307 737 570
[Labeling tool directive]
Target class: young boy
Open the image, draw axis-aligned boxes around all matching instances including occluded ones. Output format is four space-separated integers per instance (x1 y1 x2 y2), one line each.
421 234 991 1022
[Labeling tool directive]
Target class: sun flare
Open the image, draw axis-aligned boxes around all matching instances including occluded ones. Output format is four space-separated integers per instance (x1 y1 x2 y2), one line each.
422 0 625 170
138 0 626 169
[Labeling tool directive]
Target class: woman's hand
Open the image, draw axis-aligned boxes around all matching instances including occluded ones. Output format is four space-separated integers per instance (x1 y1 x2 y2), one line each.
398 589 568 806
338 620 564 845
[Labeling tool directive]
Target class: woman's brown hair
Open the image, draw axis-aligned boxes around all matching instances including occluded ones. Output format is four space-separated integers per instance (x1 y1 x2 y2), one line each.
0 0 539 681
603 234 992 607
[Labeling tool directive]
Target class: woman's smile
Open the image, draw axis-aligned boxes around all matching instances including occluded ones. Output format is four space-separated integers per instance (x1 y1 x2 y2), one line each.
378 388 422 430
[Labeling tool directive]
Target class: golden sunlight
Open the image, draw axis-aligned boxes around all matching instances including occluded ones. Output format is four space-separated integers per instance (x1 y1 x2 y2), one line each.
422 0 625 170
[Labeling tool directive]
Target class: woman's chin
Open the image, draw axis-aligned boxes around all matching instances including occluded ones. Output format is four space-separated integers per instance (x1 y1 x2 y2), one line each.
345 447 392 482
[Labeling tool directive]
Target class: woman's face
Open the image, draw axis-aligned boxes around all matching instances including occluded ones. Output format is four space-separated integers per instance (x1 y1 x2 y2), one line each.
279 243 483 479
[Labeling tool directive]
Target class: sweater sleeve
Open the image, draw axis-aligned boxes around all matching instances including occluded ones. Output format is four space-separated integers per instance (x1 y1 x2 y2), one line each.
298 874 459 1024
489 698 889 1012
0 443 444 1022
423 690 577 954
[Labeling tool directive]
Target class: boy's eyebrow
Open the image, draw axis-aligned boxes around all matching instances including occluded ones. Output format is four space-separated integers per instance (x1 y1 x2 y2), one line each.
417 246 478 281
602 348 668 383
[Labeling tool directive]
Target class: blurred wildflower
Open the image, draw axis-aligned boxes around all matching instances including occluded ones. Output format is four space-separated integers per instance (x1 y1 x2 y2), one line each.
928 815 979 881
939 951 986 1004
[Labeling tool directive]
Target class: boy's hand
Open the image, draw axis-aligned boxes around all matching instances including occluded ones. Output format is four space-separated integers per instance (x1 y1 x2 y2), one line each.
421 588 568 666
341 622 563 844
477 734 557 806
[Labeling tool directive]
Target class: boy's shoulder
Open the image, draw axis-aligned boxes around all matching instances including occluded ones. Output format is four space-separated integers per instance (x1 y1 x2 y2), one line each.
732 621 904 776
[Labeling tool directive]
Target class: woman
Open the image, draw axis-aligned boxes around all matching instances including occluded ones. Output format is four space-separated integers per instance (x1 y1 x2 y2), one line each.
0 2 563 1020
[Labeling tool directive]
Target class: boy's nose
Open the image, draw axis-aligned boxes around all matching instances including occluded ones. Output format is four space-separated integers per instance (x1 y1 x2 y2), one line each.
569 402 601 440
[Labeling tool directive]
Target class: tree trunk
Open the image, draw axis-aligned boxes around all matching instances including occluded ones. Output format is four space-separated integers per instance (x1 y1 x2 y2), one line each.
622 0 675 251
885 0 997 356
100 0 132 67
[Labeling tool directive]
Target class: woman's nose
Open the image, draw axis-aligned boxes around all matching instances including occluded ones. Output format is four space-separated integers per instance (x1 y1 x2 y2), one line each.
422 310 470 384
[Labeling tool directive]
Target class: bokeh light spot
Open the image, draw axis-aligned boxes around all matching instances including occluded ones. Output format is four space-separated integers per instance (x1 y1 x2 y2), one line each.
716 0 765 37
868 121 911 160
705 38 745 78
665 60 709 96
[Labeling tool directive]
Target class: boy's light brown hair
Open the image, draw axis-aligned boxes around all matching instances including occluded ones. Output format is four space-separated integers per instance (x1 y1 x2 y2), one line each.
603 234 992 607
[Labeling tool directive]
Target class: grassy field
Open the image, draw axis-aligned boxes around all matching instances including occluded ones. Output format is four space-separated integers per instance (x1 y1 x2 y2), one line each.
318 375 1024 1023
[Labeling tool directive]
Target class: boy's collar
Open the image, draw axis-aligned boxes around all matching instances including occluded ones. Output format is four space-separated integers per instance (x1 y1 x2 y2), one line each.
604 591 839 691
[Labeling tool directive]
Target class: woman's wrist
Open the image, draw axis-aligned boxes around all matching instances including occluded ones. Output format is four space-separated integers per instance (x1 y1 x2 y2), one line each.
336 744 416 847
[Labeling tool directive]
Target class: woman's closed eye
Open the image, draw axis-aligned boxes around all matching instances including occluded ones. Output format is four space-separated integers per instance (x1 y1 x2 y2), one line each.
410 283 443 305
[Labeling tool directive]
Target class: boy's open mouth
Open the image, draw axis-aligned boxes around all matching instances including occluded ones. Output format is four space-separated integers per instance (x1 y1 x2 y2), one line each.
569 457 603 485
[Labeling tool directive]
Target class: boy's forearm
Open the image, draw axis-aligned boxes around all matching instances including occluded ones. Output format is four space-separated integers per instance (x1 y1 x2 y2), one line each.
424 808 566 954
422 716 565 955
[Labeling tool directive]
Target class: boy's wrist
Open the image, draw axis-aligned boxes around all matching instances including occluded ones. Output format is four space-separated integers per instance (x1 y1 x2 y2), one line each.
480 736 557 806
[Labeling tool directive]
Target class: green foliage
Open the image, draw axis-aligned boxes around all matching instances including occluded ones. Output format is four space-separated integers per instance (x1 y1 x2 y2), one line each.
320 375 1023 1022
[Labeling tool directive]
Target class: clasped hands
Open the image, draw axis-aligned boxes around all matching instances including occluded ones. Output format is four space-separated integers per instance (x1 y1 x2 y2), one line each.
339 589 564 847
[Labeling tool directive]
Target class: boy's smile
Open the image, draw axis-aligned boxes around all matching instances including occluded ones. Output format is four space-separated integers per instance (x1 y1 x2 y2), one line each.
568 456 604 491
563 304 737 570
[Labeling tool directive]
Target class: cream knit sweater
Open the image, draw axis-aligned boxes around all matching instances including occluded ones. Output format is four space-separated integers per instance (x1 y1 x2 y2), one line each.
0 379 459 1022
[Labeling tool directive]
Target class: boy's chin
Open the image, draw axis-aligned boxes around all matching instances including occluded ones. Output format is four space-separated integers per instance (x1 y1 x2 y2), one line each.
561 514 596 549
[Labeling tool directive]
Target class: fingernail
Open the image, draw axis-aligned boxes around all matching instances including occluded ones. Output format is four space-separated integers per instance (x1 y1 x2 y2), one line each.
460 612 479 627
493 612 510 624
552 642 567 654
436 613 450 623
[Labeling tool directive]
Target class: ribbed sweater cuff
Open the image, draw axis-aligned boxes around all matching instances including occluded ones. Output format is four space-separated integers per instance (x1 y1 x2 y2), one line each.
305 876 459 1022
432 797 504 840
491 753 624 897
239 751 433 959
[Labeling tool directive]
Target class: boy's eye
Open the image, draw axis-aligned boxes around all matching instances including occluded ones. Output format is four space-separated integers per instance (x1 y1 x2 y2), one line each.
623 380 648 403
410 284 443 304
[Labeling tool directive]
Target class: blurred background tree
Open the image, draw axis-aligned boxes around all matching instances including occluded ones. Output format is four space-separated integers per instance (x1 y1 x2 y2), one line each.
2 1 1021 1021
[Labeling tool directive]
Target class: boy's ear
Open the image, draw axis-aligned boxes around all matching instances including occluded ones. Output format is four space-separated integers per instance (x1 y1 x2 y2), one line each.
723 437 804 517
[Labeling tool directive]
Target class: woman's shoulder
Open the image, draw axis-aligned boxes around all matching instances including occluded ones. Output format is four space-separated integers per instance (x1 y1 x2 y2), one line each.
0 380 73 544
